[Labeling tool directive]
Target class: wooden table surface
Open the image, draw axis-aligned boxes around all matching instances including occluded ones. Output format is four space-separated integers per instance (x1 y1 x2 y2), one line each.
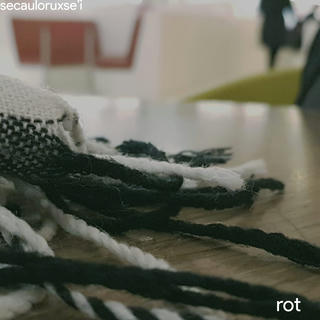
21 99 320 320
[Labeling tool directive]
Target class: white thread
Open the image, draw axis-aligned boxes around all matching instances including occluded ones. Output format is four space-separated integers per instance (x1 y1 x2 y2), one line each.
37 218 58 241
85 139 117 155
229 159 267 179
181 160 267 189
0 208 128 320
45 200 171 270
0 205 49 320
0 206 54 256
0 287 45 320
0 208 198 320
105 301 137 320
70 291 97 318
46 284 98 319
14 180 172 270
97 154 244 191
0 204 97 320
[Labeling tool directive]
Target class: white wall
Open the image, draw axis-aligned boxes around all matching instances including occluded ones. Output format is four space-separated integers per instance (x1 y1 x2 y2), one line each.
158 10 267 99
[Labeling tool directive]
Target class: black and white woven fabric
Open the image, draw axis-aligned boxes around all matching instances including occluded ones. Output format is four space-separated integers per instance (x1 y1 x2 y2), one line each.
0 75 291 320
0 75 259 188
0 75 86 180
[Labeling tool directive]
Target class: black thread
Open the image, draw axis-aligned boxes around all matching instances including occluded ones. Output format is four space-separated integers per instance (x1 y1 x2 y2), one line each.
47 189 320 269
44 176 283 213
58 152 183 192
115 140 232 167
116 140 168 161
0 250 318 320
168 147 233 167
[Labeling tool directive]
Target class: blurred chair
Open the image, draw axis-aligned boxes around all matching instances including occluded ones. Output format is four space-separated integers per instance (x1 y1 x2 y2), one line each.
188 68 302 106
12 20 98 65
12 19 98 92
12 13 143 92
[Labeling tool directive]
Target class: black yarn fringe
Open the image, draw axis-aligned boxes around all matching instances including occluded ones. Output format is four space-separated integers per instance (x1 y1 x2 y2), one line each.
0 249 319 320
115 139 233 166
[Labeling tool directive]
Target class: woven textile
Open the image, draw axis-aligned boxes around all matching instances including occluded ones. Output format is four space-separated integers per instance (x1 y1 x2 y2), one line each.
0 75 86 181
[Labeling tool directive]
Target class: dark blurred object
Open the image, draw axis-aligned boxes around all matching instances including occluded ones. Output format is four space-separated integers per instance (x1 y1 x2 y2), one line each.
168 148 232 167
94 137 110 144
296 27 320 108
116 140 168 161
260 0 301 68
285 21 303 49
116 140 232 167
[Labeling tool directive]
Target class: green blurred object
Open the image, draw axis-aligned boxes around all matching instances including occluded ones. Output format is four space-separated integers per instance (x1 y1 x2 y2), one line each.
188 68 302 106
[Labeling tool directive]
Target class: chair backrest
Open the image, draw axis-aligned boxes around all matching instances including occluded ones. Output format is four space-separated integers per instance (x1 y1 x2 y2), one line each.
12 12 143 69
95 10 143 68
188 68 302 106
12 19 98 66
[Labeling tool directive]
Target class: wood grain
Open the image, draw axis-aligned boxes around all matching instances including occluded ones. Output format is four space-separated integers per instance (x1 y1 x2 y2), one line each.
18 100 320 320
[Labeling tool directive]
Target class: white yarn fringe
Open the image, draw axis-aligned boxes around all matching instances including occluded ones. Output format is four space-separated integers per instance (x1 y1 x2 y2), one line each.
97 155 242 190
0 287 45 320
229 159 267 179
0 182 225 320
95 155 267 191
15 180 171 270
0 75 232 320
0 206 54 256
0 204 50 320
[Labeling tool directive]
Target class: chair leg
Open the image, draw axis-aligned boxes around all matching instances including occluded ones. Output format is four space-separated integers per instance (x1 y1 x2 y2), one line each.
40 25 51 87
84 25 96 94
